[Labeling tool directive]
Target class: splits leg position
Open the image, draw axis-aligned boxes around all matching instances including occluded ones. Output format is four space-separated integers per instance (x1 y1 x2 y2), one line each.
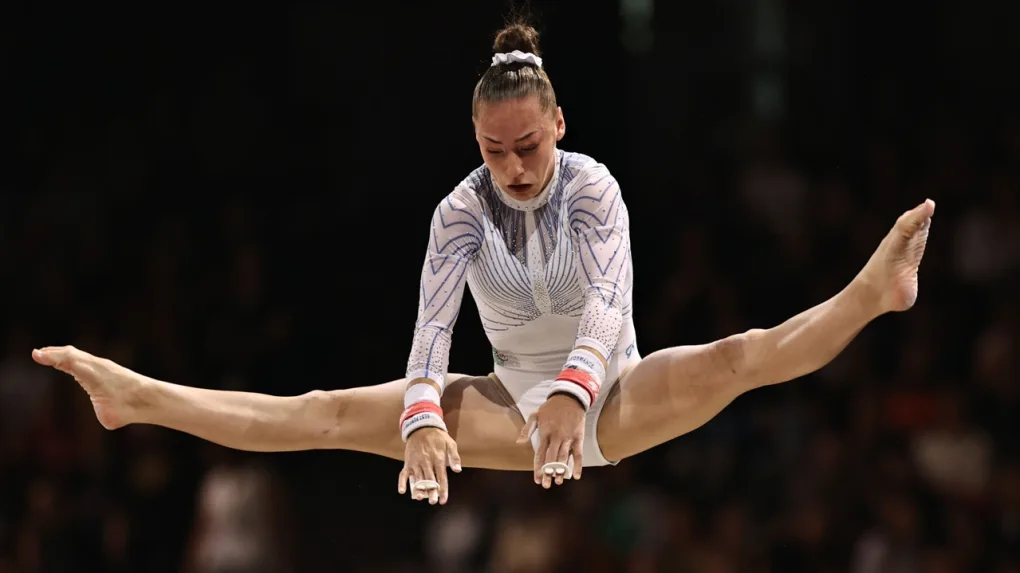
32 200 933 493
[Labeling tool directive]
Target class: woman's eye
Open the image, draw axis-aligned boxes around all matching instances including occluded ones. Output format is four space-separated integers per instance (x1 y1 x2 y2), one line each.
487 149 504 155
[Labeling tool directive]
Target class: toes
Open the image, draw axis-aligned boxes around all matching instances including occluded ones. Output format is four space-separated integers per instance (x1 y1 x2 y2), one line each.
32 347 70 367
896 199 936 236
32 346 93 376
31 349 53 365
910 199 935 219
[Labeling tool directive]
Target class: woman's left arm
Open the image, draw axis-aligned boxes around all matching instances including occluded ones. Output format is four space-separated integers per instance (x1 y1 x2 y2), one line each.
547 166 631 410
520 165 632 485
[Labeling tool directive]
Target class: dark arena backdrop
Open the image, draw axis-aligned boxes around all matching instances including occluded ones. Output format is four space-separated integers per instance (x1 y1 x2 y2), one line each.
2 2 1019 572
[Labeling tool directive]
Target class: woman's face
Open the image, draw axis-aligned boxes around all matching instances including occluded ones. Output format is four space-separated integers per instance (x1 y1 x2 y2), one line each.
473 95 565 201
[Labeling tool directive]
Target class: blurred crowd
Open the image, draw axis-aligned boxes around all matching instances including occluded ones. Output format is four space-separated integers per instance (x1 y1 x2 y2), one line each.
412 119 1020 573
2 114 1018 572
3 4 1020 573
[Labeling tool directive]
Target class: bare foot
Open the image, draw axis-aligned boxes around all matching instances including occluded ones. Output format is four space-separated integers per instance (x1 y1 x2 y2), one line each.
856 199 935 313
31 346 146 430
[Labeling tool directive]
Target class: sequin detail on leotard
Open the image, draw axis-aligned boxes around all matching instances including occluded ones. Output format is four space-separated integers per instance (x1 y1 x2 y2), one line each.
405 150 634 390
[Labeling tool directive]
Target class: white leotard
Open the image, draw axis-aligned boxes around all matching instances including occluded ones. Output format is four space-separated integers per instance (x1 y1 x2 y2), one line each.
406 149 637 401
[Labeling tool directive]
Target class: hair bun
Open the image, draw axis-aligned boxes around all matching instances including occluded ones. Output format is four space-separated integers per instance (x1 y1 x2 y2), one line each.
493 22 541 56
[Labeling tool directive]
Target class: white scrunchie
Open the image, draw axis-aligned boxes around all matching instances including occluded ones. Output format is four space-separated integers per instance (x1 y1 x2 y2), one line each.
491 50 543 68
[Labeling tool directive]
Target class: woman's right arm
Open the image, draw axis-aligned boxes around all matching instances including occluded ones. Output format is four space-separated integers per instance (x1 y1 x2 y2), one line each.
398 190 483 504
401 190 483 438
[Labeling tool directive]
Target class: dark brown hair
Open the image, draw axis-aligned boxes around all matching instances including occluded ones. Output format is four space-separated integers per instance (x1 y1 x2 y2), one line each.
472 21 557 117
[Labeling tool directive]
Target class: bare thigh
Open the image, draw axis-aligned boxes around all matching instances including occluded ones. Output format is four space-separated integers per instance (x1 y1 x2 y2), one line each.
329 373 534 471
596 341 751 463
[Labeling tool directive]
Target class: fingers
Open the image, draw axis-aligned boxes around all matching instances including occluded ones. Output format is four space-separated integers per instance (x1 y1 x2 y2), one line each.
526 413 585 489
398 467 409 495
540 440 578 487
431 442 465 504
416 463 440 505
541 441 558 489
571 442 583 480
404 465 423 499
400 462 428 500
527 413 547 486
401 450 459 505
533 432 550 486
436 459 449 505
447 442 462 473
517 414 538 445
552 439 573 486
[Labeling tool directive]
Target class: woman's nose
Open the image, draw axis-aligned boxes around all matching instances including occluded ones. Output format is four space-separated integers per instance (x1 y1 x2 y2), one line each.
506 153 525 178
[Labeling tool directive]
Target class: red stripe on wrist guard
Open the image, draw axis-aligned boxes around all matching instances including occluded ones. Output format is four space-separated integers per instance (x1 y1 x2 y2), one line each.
555 368 599 406
399 401 444 428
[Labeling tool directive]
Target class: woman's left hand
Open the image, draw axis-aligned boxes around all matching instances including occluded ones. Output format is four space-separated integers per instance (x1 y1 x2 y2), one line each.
517 392 586 488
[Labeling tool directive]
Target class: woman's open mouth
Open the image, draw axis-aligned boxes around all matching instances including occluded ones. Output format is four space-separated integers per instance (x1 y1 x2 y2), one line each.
507 183 534 196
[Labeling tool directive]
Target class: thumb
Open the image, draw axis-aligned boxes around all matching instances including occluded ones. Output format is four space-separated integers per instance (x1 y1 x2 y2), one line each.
896 199 935 237
517 415 538 444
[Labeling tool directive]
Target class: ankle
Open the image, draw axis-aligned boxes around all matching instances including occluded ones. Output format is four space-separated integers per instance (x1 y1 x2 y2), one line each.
127 375 160 425
846 276 887 319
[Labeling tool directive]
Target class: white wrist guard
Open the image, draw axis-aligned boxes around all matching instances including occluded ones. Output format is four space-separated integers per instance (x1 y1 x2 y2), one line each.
399 401 447 442
404 382 441 409
548 348 606 411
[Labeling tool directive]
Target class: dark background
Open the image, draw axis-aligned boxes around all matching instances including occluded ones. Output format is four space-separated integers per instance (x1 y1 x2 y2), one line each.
2 1 1019 572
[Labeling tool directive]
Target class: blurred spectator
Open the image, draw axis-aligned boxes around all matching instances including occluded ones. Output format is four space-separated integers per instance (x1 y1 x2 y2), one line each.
3 3 1020 573
911 391 992 500
851 493 922 573
184 459 287 573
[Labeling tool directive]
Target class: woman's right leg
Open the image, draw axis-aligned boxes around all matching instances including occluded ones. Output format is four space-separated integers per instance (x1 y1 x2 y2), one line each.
318 374 534 470
32 347 535 471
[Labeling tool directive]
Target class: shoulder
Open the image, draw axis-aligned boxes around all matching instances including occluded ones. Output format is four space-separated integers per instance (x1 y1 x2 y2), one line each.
558 151 622 208
435 186 483 216
556 151 627 228
431 163 497 216
431 164 488 221
558 150 619 196
427 172 487 249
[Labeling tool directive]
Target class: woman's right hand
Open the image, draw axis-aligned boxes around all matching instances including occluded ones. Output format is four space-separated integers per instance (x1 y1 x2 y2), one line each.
398 427 462 505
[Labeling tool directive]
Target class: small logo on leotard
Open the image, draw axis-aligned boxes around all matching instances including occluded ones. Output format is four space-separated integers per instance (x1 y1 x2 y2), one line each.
625 343 635 358
492 348 520 368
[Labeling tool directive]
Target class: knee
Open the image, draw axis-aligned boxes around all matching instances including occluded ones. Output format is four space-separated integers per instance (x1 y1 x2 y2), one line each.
304 389 351 420
710 329 766 390
300 389 358 448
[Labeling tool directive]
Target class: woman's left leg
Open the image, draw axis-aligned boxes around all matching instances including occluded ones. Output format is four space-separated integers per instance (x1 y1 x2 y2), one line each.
596 200 933 462
597 286 873 461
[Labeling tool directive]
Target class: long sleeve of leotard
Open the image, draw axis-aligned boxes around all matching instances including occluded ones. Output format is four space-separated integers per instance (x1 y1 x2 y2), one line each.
565 165 631 370
405 189 483 391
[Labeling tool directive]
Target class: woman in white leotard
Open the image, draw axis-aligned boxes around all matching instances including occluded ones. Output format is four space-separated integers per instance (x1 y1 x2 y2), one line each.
32 20 936 507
